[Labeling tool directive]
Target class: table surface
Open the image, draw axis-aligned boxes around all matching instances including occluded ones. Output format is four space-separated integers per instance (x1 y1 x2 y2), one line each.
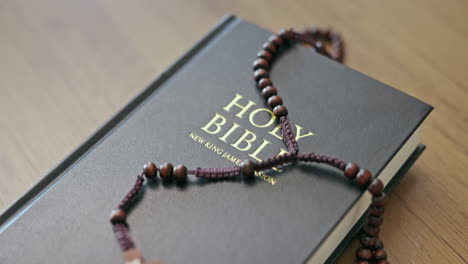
1 1 467 263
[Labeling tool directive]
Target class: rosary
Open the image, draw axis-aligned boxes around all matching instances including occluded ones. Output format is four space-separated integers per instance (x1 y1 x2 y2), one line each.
109 27 390 264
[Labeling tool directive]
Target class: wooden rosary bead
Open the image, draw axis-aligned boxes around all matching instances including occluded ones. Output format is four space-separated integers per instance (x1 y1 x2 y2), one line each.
263 42 277 54
267 95 283 109
372 193 388 207
374 249 387 260
360 234 378 248
143 162 158 179
369 205 384 216
261 86 277 99
367 215 384 227
368 178 384 196
240 160 255 178
273 105 288 117
173 165 188 182
356 248 373 260
314 41 326 54
254 68 269 82
278 28 294 41
344 163 360 180
374 238 384 249
268 35 284 48
110 209 126 223
159 163 174 181
253 58 269 70
258 78 273 89
363 224 380 237
257 50 273 62
355 169 372 186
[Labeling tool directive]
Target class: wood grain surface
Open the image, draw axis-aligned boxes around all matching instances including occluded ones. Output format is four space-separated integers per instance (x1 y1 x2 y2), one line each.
0 1 467 263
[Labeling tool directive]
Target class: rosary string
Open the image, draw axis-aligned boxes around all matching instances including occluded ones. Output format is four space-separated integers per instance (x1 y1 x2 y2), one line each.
109 27 389 264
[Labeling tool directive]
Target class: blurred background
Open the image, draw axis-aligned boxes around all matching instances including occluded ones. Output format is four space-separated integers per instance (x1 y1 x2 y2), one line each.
0 0 467 263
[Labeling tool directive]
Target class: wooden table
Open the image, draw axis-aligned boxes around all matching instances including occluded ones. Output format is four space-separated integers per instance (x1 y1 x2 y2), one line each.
1 1 466 263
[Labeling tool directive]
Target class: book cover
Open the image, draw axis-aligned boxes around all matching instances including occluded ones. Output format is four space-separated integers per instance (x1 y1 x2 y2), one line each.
0 15 432 264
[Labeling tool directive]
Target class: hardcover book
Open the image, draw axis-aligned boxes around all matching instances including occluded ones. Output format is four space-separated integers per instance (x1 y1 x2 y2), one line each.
0 15 432 264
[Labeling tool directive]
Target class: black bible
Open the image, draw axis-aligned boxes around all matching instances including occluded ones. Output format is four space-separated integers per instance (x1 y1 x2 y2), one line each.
0 15 432 264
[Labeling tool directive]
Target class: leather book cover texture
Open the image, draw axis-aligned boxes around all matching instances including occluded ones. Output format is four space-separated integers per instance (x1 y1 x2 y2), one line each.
0 15 432 264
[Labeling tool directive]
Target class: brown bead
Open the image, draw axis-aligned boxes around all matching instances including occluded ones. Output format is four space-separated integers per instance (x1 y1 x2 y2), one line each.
278 28 294 41
356 248 372 260
267 95 283 109
355 169 372 187
269 35 284 48
344 163 360 180
314 41 326 54
369 205 384 216
360 234 378 248
368 178 384 196
159 163 174 180
254 69 269 82
241 160 255 178
143 162 158 179
363 224 380 237
374 249 387 260
173 165 188 182
375 260 389 264
109 209 126 223
257 50 273 62
367 215 384 227
253 58 269 70
273 105 288 117
374 238 384 249
261 86 277 99
263 42 277 54
372 193 388 207
258 78 272 89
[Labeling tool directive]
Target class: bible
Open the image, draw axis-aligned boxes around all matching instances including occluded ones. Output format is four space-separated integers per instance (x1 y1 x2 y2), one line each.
0 14 432 264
